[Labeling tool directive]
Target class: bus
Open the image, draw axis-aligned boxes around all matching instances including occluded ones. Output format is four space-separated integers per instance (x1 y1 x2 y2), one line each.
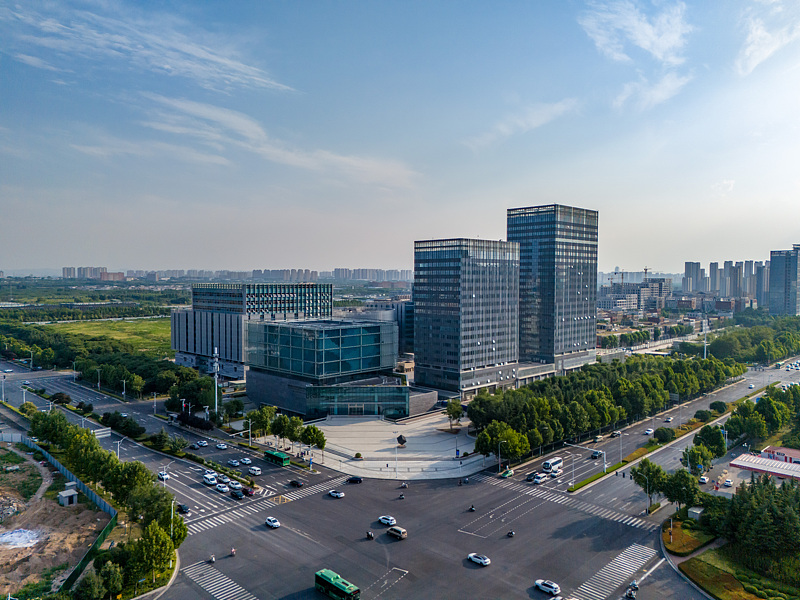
542 457 563 473
264 449 290 467
315 569 360 599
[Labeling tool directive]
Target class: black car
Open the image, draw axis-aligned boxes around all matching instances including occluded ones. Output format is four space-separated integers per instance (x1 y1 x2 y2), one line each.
591 450 602 459
177 504 191 516
525 472 538 482
347 476 363 484
289 480 304 488
189 443 199 450
231 489 245 500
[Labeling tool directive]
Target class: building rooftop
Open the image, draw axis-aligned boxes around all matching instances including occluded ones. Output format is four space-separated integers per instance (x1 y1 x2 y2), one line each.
730 454 800 481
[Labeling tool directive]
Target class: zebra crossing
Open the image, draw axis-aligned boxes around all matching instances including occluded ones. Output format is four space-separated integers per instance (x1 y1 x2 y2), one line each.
186 475 348 535
568 544 657 600
182 562 259 600
471 474 658 532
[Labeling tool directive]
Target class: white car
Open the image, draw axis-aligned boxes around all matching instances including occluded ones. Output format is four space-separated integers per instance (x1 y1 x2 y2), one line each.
215 483 230 493
533 473 548 484
240 457 252 465
329 490 345 498
534 579 561 595
204 469 217 477
216 443 228 450
379 515 396 526
549 469 562 478
749 384 755 389
699 476 709 484
265 516 280 528
644 428 654 435
157 471 169 481
665 417 673 423
196 440 208 447
724 479 733 487
2 369 12 373
229 480 242 490
227 459 240 467
218 474 230 484
468 553 491 566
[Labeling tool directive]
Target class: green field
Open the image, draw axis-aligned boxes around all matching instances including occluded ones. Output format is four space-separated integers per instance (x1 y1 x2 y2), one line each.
47 318 173 356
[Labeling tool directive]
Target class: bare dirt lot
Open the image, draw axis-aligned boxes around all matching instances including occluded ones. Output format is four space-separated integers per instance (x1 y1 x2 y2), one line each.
0 445 111 596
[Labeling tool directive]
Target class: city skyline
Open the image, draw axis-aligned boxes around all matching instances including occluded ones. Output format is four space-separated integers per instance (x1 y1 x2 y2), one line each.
3 1 800 272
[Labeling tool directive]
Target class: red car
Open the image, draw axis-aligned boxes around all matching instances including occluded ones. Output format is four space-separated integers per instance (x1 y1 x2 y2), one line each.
243 488 256 497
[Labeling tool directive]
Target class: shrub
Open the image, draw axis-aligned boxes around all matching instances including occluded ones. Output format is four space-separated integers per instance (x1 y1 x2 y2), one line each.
709 400 727 413
354 452 362 459
694 410 712 422
654 427 676 443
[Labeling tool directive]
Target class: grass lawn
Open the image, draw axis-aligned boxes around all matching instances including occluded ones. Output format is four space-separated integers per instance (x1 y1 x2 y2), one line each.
47 318 173 356
680 555 756 600
663 521 716 556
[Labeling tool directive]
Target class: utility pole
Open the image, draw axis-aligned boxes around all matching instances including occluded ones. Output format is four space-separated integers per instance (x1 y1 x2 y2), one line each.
72 361 77 382
121 379 126 401
153 392 157 414
96 368 101 391
498 440 507 473
213 347 219 420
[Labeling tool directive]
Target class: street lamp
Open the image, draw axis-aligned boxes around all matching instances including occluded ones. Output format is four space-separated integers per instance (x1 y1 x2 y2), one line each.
72 361 77 382
162 460 174 487
498 440 507 473
113 437 125 459
121 379 126 401
96 368 101 391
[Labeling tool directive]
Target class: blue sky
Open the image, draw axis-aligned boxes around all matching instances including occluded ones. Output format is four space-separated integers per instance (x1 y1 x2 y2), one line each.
2 0 800 274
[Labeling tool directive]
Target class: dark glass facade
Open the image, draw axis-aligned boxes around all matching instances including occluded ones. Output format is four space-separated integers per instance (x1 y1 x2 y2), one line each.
192 282 332 317
769 246 800 316
413 238 519 393
306 386 410 418
507 204 598 364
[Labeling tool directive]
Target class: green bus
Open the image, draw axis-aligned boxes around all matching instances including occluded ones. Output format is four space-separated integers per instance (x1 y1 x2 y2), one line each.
314 569 360 600
263 449 290 467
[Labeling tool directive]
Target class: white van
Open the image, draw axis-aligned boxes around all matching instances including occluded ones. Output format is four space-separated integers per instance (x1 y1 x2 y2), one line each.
248 466 262 476
203 473 217 486
542 457 563 473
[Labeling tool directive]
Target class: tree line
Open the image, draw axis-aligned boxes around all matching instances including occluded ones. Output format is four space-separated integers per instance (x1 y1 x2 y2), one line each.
468 355 746 462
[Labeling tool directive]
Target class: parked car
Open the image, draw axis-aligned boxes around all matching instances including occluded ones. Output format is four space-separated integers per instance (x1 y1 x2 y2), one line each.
699 476 709 484
468 553 491 566
218 475 230 484
215 483 230 493
229 481 242 490
534 580 561 595
188 443 199 450
724 479 734 487
243 488 256 497
230 489 244 500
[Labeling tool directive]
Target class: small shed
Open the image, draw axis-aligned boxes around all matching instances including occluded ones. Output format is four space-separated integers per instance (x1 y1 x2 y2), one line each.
58 489 78 507
688 506 704 520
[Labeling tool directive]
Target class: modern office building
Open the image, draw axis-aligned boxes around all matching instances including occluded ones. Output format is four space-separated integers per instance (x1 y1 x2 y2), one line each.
243 319 433 417
413 238 520 397
769 245 800 316
171 282 333 378
507 204 598 371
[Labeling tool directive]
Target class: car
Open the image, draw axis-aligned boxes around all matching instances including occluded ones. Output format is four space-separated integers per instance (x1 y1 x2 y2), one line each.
240 457 252 465
215 483 230 493
157 471 169 481
749 384 755 389
610 430 622 437
218 474 230 484
347 476 363 484
265 516 280 528
591 450 602 459
593 435 603 443
3 369 13 373
230 489 245 500
533 473 548 484
329 490 345 498
500 469 514 478
227 459 240 467
379 515 396 526
665 416 673 423
120 413 128 418
724 479 733 487
644 428 654 435
549 469 562 478
699 476 709 484
534 579 561 595
196 440 208 447
204 469 217 477
188 443 199 450
243 488 256 496
289 480 304 488
22 380 31 385
216 443 228 450
468 553 491 566
177 504 191 516
229 480 243 490
526 472 539 482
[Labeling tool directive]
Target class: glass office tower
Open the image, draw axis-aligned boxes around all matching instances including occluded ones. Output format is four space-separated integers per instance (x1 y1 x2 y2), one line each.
507 204 598 369
413 238 519 395
769 246 800 316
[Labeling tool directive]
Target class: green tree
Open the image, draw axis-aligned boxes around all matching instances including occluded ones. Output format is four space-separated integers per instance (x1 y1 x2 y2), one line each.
654 427 676 443
74 570 105 600
630 458 666 508
19 400 39 417
286 416 304 453
709 400 727 413
99 561 123 600
158 506 188 549
151 427 169 451
682 444 713 476
662 468 700 510
694 425 726 458
167 434 189 454
446 399 463 430
128 484 173 529
271 414 290 447
137 521 174 583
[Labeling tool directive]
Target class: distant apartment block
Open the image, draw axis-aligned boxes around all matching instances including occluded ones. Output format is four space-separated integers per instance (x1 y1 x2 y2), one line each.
62 267 76 279
680 258 769 307
508 204 598 372
171 282 333 378
769 245 800 316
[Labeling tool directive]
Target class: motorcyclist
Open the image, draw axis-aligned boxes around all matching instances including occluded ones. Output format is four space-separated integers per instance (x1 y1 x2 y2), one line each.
210 554 215 563
469 504 475 512
399 493 405 499
231 547 236 557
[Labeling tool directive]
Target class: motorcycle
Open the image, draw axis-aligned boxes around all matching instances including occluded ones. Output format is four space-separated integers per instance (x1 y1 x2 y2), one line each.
231 547 236 557
464 478 469 484
209 554 215 564
507 530 515 538
629 581 639 591
366 531 374 540
468 505 476 512
624 589 636 599
399 493 405 500
400 482 408 489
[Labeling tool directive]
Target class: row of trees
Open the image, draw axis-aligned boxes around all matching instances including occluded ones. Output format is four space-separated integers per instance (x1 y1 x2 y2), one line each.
466 356 746 460
244 405 327 454
600 329 651 349
724 384 799 442
0 305 170 323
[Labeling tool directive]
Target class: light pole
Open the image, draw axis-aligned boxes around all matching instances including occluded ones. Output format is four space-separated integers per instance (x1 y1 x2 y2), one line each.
153 392 157 414
96 368 101 391
641 472 650 513
72 361 77 382
162 460 174 487
30 350 33 371
169 500 175 567
393 430 399 479
113 437 125 459
2 375 5 404
498 440 507 473
121 379 126 401
213 347 219 419
566 451 575 487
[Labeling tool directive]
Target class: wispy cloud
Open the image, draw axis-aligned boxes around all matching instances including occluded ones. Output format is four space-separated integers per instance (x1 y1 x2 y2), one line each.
71 133 230 166
139 94 418 188
736 2 800 76
712 179 736 197
579 0 693 66
0 2 291 92
465 99 579 150
613 71 692 110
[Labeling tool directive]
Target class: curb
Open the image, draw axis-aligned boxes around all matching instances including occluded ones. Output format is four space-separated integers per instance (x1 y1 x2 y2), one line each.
659 521 716 600
131 549 181 600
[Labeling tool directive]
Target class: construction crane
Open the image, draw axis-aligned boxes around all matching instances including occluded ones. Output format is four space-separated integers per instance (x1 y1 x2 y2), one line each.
643 266 649 280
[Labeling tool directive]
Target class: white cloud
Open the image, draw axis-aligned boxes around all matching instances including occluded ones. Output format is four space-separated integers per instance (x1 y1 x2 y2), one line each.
465 99 579 150
579 1 693 66
736 5 800 76
14 53 62 71
71 133 230 166
613 71 692 110
712 179 736 196
1 3 291 92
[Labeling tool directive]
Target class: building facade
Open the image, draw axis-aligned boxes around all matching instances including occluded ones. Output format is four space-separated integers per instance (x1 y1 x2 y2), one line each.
769 245 800 316
171 282 333 378
413 238 520 396
507 204 598 371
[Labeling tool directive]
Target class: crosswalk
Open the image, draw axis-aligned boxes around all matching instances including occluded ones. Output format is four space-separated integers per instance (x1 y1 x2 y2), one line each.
186 475 348 535
568 544 657 600
182 562 259 600
472 474 658 532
